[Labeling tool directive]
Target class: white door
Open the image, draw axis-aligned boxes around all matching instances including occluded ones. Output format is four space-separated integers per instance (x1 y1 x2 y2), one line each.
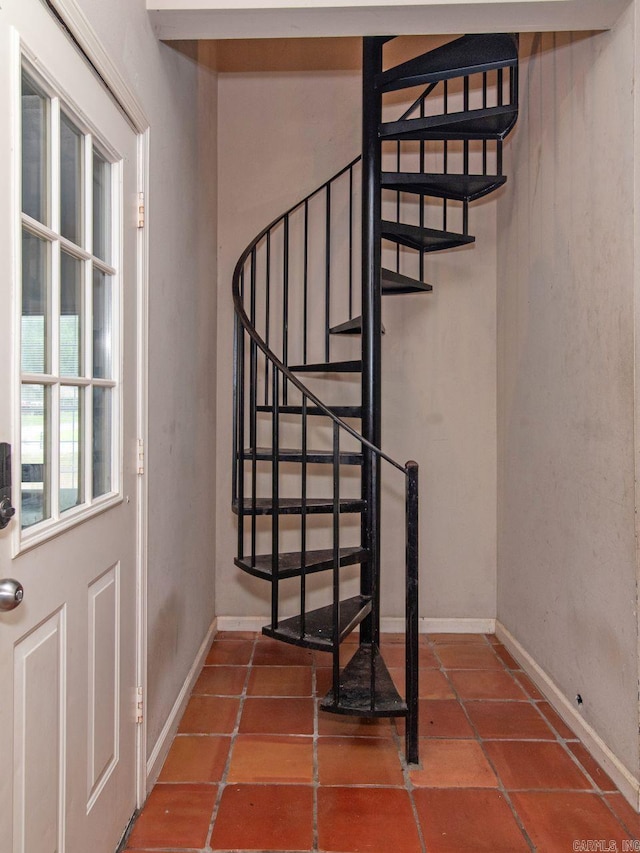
0 1 141 851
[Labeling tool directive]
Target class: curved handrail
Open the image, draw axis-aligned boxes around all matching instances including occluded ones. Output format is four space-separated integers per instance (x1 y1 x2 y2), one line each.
232 156 407 476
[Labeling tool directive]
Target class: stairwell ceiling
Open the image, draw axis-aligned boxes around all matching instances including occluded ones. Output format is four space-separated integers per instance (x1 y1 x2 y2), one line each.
148 0 630 41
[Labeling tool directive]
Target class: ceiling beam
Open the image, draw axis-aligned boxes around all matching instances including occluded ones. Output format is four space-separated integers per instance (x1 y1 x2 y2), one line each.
148 0 630 41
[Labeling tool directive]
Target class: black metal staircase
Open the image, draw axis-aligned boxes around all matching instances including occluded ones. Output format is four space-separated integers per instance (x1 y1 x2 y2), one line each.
232 33 519 765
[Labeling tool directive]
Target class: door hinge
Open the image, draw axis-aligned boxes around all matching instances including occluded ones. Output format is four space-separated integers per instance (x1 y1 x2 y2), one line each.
136 686 144 724
137 192 145 229
137 438 144 475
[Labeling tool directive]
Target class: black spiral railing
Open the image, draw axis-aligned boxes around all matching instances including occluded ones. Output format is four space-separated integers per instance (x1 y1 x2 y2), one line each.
232 156 420 761
231 33 518 769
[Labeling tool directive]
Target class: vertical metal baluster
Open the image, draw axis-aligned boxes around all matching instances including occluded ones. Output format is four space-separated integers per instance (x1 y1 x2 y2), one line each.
405 461 419 765
332 421 341 703
250 250 258 566
497 66 505 178
325 184 332 363
463 75 470 183
443 80 448 233
303 200 309 365
396 141 401 273
503 60 519 180
237 273 246 561
369 632 376 712
271 368 280 630
510 59 519 110
265 231 271 405
283 215 289 405
232 315 239 509
482 71 488 176
419 96 425 284
369 447 376 714
462 76 470 238
348 167 354 320
300 398 308 639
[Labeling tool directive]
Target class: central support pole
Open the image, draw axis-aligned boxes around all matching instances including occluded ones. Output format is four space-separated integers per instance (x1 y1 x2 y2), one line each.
361 37 384 647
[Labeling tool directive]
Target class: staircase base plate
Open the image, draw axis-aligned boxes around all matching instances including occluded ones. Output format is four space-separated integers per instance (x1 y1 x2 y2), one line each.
320 644 408 718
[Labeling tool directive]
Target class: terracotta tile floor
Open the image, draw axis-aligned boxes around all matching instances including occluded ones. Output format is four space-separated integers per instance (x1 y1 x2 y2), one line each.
122 632 639 852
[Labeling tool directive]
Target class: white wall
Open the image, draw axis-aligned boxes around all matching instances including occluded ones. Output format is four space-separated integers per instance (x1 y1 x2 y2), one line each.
496 16 639 780
215 38 499 626
76 0 218 765
215 61 364 622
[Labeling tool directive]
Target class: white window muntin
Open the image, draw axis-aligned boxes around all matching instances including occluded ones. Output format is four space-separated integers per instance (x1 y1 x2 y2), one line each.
17 55 123 552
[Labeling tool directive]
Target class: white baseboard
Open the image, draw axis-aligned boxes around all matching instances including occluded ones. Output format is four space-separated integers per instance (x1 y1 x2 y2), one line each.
396 616 496 634
145 618 217 790
215 615 496 635
496 621 640 811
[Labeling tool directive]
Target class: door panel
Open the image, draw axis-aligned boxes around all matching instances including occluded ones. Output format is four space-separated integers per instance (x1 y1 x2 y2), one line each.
87 563 119 808
0 1 140 850
13 609 65 853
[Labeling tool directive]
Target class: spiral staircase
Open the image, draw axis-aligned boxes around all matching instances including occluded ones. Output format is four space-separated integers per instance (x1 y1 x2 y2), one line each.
232 33 519 764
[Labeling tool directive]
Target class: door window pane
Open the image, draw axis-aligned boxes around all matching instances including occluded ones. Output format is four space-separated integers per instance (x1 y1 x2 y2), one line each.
60 113 83 245
21 384 50 528
22 230 49 374
93 149 111 263
21 74 49 224
60 386 83 512
92 270 112 379
60 252 83 377
19 64 120 535
92 387 111 498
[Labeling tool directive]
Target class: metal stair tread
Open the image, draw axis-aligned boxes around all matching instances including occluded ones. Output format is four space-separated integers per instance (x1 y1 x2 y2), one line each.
262 594 372 651
376 33 518 92
241 447 363 465
329 316 386 336
381 220 475 252
381 172 507 202
233 497 366 516
230 31 519 767
256 404 363 418
288 359 362 373
382 268 433 294
380 105 518 141
235 546 369 581
321 643 408 717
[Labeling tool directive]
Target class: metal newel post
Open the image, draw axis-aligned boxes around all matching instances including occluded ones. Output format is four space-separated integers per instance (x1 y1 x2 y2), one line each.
405 460 419 764
361 37 384 648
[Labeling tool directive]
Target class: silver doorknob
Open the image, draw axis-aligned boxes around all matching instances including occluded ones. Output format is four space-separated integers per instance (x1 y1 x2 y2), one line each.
0 578 24 611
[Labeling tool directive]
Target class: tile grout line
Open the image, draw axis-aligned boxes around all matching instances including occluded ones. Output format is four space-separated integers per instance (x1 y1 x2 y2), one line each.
393 710 428 853
600 796 640 842
128 633 639 851
483 640 633 831
436 646 537 852
446 641 637 844
204 634 258 852
480 645 637 841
